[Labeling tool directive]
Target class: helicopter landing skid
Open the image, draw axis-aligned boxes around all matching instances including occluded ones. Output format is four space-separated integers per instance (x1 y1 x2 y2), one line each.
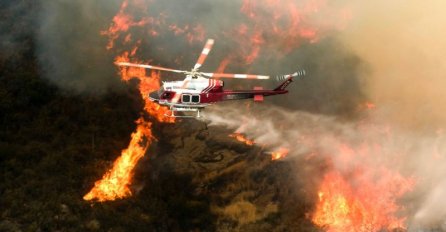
165 106 202 118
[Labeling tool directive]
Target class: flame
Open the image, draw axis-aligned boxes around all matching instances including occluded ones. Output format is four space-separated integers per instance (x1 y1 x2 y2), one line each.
103 0 349 73
209 0 350 73
84 55 174 201
83 118 152 201
101 0 153 49
85 0 351 202
115 51 174 123
168 23 205 44
312 144 415 231
84 0 175 201
84 50 174 201
271 148 289 161
87 1 416 230
229 133 255 146
228 132 290 161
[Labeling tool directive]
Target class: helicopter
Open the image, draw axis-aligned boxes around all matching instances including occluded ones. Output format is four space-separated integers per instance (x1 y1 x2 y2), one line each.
116 39 305 118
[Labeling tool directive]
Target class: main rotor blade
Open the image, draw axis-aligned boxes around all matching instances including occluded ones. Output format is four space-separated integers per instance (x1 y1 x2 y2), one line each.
193 39 214 70
201 72 270 80
116 62 186 74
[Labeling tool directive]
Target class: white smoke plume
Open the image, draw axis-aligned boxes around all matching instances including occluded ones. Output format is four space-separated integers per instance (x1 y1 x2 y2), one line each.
203 102 446 230
337 1 446 229
29 0 446 229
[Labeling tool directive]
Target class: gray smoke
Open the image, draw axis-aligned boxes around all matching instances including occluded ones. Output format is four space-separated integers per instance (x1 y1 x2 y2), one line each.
35 0 123 94
29 0 446 229
197 0 446 230
336 1 446 229
0 1 37 62
203 102 446 230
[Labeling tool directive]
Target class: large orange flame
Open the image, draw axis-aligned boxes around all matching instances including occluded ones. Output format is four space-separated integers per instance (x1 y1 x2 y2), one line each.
84 44 174 202
312 144 415 231
85 0 351 203
83 118 152 201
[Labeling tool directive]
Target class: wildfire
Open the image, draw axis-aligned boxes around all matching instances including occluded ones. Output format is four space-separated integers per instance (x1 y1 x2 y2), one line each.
229 133 255 146
270 148 289 161
312 144 415 231
85 0 352 206
83 118 152 201
101 0 153 49
84 0 176 201
228 132 290 161
84 50 174 201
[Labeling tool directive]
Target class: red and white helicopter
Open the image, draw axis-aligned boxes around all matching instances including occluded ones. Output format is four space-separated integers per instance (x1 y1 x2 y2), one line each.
117 39 305 118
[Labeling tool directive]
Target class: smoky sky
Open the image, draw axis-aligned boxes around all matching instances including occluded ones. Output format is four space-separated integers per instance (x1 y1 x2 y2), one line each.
337 1 446 227
35 0 124 94
5 0 446 229
0 1 38 63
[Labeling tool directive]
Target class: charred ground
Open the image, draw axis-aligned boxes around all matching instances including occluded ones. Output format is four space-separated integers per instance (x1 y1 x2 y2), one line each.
0 5 326 231
0 46 324 231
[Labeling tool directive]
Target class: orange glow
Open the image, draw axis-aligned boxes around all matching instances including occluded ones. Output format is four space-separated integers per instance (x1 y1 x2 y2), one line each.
168 24 205 44
85 0 351 202
115 51 174 123
271 148 289 160
229 133 255 146
365 102 376 109
312 144 415 232
223 0 349 66
101 0 152 49
357 102 377 112
83 118 152 201
85 0 176 201
83 66 173 201
84 50 175 201
216 56 231 73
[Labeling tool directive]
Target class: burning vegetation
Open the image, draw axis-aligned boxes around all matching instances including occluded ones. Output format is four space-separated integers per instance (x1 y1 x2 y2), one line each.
83 0 416 230
3 0 446 231
84 53 174 202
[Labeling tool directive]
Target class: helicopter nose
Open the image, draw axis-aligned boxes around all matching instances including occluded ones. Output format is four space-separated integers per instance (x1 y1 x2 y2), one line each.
148 91 160 102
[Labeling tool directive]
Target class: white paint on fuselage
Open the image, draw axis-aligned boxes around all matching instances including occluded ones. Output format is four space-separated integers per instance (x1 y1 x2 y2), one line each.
162 77 210 94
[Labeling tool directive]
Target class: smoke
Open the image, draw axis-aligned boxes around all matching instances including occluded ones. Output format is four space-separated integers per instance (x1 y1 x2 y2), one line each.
335 1 446 229
22 0 446 228
201 0 446 229
31 0 360 103
35 0 124 94
202 102 446 229
0 1 37 62
203 104 351 157
338 1 446 130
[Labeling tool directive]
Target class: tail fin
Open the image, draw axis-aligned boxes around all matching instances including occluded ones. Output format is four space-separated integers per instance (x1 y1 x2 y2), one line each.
274 70 305 91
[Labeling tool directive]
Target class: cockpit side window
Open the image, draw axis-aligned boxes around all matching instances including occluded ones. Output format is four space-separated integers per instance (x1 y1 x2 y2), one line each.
161 91 174 99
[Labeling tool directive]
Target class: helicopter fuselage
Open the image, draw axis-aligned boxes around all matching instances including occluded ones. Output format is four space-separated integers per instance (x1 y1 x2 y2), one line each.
116 38 305 117
148 76 291 110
